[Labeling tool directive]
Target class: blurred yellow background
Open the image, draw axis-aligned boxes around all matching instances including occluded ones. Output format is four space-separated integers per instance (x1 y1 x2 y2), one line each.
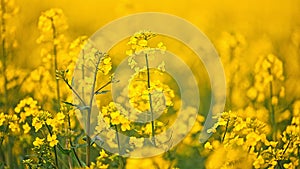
2 1 300 168
16 0 299 59
15 0 300 99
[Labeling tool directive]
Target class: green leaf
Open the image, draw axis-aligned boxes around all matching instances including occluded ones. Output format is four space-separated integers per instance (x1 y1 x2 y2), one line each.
62 101 90 111
62 101 76 107
95 90 110 95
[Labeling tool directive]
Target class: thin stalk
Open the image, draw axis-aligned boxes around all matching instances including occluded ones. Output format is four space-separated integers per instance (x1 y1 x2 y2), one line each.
118 158 125 169
45 124 59 169
268 68 276 141
0 1 12 167
61 52 86 166
221 119 230 143
298 145 300 160
247 145 252 153
48 17 60 168
86 52 102 166
63 78 86 106
0 123 8 165
0 123 8 146
227 46 235 108
282 139 291 155
275 140 291 169
145 53 156 146
67 112 82 167
115 125 121 155
0 0 8 114
114 125 124 169
68 155 73 169
94 80 111 94
50 17 61 111
81 50 85 103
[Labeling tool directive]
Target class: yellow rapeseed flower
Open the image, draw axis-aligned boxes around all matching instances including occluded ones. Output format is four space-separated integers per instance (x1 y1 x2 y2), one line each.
33 137 44 147
126 30 166 56
99 54 112 75
246 132 261 147
9 122 20 133
32 117 43 132
110 111 121 125
204 142 213 150
121 121 130 131
96 162 109 169
56 112 65 121
0 112 6 126
99 149 108 158
22 123 31 134
47 134 59 147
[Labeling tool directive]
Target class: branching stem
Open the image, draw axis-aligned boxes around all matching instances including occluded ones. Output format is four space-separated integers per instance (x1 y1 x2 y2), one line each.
86 52 102 166
145 53 156 146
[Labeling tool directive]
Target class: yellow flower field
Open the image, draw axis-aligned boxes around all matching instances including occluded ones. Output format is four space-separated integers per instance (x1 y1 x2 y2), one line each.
0 0 300 169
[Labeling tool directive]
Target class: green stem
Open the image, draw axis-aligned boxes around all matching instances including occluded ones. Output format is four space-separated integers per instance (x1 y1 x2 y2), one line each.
115 125 121 155
247 145 252 153
0 0 8 114
221 119 230 143
227 46 235 108
50 17 60 111
0 125 10 167
0 123 8 146
67 112 82 167
46 124 59 169
86 52 102 166
145 53 156 146
81 50 85 102
0 1 12 167
61 51 86 167
282 139 291 155
63 78 87 106
114 125 124 169
268 68 276 141
94 80 111 94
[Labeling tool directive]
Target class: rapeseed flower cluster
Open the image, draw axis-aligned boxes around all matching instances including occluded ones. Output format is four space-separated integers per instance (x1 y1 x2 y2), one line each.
101 102 131 132
128 69 175 113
